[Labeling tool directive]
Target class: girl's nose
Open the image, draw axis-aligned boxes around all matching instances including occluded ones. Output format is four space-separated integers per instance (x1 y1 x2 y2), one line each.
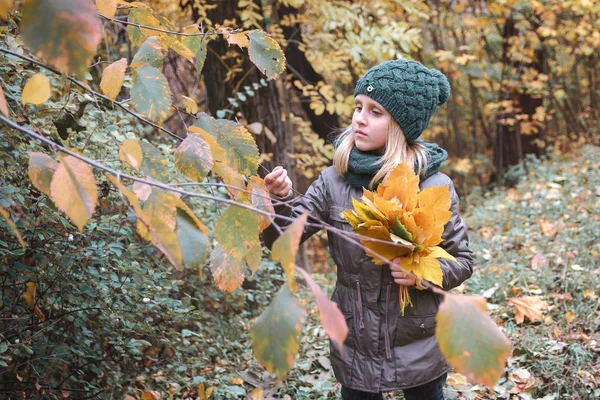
355 109 366 125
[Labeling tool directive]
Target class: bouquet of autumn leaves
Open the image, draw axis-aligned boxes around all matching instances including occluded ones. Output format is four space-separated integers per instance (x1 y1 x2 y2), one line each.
341 163 456 314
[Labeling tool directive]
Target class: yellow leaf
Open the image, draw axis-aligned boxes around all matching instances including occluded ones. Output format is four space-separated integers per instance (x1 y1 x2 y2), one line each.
250 387 264 400
227 32 250 48
0 82 9 116
118 139 143 170
0 207 26 248
23 282 45 321
96 0 117 19
158 35 195 61
565 311 575 323
508 296 547 324
248 176 275 232
272 212 308 292
28 152 59 196
109 177 182 268
0 0 14 20
229 376 244 385
100 58 128 101
22 73 51 105
50 155 98 232
182 95 198 114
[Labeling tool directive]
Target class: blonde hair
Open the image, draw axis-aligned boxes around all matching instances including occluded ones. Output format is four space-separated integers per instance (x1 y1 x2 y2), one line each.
333 120 430 189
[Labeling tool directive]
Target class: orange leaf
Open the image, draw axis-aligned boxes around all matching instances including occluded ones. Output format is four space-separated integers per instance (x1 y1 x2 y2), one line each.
539 218 557 237
0 84 9 116
22 73 51 105
141 391 161 400
508 296 547 324
50 155 98 232
272 212 308 292
298 268 348 353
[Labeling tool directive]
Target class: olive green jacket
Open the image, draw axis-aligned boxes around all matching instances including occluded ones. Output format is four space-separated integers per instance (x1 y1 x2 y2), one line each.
263 166 473 392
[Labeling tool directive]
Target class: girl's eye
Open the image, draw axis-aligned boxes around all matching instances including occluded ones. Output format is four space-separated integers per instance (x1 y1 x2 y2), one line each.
354 106 362 112
372 110 382 115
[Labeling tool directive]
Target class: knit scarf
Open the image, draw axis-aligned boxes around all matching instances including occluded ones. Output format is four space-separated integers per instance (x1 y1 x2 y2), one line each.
344 141 448 190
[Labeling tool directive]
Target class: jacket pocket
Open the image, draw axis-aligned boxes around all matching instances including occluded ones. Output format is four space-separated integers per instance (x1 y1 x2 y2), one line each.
393 314 437 347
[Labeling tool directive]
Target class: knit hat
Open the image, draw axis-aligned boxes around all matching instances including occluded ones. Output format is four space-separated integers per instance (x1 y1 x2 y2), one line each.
354 59 451 142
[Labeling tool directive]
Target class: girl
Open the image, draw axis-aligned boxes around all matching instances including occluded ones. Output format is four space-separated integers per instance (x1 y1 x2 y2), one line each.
262 59 473 400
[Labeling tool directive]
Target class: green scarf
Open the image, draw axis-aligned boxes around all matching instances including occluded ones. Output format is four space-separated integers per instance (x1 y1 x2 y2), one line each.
344 141 448 190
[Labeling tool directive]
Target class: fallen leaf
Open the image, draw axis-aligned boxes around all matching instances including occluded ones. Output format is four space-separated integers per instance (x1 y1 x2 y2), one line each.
531 253 548 270
508 368 535 394
250 387 264 400
508 296 547 324
539 218 557 237
22 73 51 105
565 311 575 323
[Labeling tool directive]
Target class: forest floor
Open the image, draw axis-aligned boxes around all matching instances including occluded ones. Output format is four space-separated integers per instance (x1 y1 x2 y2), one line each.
148 145 600 400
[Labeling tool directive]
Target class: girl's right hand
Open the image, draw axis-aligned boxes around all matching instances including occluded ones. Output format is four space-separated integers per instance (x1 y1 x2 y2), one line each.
264 166 292 197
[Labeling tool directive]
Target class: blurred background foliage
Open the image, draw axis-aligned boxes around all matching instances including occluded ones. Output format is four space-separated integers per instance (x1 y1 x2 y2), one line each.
1 0 599 398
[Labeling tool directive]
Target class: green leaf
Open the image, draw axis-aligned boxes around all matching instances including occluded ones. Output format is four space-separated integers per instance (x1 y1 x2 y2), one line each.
193 113 259 176
174 133 213 181
251 285 305 378
118 139 169 181
131 65 171 124
131 36 163 69
176 209 209 272
436 294 512 388
272 212 308 292
209 243 245 293
214 205 259 261
248 30 286 79
21 0 101 78
127 8 165 48
390 214 412 242
195 38 207 75
28 152 58 196
182 25 201 54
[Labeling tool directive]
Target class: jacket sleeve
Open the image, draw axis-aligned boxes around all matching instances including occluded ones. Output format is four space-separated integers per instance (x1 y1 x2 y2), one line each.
438 182 474 290
261 171 330 250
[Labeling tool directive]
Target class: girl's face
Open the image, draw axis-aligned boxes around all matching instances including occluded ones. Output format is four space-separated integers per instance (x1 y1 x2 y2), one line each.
352 94 391 152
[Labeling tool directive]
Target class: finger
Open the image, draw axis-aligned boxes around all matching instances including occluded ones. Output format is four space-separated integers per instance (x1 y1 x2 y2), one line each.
390 271 404 278
264 170 283 185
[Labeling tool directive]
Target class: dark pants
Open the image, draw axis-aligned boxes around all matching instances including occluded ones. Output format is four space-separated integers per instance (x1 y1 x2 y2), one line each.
340 373 447 400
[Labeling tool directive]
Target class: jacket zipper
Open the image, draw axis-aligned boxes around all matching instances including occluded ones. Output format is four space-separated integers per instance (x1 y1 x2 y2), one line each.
384 282 392 359
356 280 365 330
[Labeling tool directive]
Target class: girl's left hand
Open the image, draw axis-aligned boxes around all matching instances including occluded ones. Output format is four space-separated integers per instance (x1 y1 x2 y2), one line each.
390 257 417 286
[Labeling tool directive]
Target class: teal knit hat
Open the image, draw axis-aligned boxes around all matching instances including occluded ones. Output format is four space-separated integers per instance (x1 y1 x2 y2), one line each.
354 59 451 142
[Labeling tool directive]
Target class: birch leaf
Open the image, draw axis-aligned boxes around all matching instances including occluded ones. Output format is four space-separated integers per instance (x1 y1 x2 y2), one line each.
22 74 51 105
210 243 245 293
100 58 127 101
50 155 98 232
21 0 101 78
194 113 259 176
436 294 511 388
174 133 212 181
271 212 308 292
131 36 163 69
248 30 286 79
96 0 117 19
251 285 305 378
28 152 58 196
131 65 171 124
